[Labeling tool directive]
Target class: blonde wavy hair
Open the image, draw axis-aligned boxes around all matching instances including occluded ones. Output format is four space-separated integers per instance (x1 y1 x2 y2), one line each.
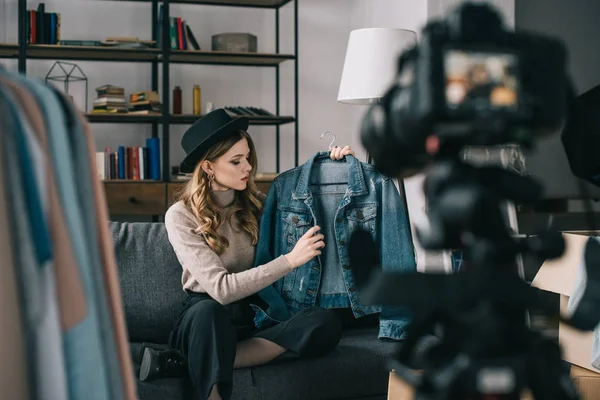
177 130 263 255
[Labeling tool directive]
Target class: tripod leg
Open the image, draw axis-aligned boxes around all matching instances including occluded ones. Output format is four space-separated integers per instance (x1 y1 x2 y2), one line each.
527 335 580 400
397 312 440 368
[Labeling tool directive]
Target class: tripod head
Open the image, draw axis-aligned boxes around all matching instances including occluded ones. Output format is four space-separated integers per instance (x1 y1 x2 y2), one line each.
418 149 563 270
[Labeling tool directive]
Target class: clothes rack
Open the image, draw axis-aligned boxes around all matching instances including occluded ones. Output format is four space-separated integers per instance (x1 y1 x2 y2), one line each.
0 69 137 400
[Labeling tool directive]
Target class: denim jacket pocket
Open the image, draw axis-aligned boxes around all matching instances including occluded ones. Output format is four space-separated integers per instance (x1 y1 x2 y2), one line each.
280 208 313 299
281 208 314 251
346 203 378 239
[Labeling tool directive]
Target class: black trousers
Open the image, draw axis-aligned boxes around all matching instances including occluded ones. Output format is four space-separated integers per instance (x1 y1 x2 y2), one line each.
168 292 343 400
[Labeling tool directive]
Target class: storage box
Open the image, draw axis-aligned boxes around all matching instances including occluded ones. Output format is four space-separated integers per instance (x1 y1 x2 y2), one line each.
211 33 257 52
531 232 600 372
387 368 598 400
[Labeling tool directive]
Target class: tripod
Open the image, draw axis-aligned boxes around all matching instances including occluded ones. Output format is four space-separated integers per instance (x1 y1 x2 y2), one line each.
356 153 580 399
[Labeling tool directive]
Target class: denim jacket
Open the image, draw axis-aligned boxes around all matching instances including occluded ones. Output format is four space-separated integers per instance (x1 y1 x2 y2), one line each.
251 152 417 340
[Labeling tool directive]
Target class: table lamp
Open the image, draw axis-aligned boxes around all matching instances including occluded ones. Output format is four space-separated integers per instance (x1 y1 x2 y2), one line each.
337 27 417 105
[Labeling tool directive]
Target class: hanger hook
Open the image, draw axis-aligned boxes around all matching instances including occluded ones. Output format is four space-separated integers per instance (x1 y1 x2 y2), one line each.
320 130 337 150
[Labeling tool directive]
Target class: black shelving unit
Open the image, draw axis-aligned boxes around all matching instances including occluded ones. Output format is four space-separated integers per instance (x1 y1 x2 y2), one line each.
9 0 299 179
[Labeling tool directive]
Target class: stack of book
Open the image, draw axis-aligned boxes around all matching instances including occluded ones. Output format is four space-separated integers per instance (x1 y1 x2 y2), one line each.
157 5 201 51
92 85 127 114
25 3 60 45
96 138 161 181
128 90 163 115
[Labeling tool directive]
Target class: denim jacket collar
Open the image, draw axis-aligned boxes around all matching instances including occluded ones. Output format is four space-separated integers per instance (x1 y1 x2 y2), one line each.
293 151 367 199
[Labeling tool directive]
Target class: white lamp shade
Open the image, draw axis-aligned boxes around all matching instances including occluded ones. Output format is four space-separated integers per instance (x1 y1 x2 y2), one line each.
337 28 417 104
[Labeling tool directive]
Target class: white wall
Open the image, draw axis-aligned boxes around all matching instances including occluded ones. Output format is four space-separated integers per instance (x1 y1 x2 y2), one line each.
1 0 428 174
515 0 600 201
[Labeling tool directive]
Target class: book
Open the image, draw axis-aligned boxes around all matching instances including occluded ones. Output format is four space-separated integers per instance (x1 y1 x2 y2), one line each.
130 91 160 103
185 24 201 50
146 137 161 180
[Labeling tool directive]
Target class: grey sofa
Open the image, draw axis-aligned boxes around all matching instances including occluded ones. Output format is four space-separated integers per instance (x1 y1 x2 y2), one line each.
110 221 400 400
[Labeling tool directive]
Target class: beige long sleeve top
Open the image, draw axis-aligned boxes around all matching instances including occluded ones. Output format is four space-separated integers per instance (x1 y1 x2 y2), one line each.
164 189 293 305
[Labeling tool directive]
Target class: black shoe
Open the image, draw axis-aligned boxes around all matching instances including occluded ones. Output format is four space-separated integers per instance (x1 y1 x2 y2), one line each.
139 347 187 382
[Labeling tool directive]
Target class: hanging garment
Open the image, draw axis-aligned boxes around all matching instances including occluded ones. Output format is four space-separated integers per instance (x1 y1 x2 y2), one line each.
77 96 138 400
0 75 88 331
0 99 31 400
53 88 125 399
1 70 112 400
253 152 417 340
0 85 69 400
0 69 137 399
9 72 110 400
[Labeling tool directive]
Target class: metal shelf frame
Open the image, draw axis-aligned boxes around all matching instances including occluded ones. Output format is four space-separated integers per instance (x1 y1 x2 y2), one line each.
15 0 299 176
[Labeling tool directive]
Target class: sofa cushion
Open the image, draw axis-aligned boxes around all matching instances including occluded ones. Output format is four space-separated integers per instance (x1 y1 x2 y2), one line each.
130 327 396 400
110 222 187 343
239 327 398 400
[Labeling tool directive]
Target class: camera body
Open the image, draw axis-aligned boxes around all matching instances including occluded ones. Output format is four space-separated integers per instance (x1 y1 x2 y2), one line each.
362 2 570 177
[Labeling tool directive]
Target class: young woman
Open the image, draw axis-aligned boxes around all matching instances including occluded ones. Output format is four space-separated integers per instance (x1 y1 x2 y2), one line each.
140 109 355 400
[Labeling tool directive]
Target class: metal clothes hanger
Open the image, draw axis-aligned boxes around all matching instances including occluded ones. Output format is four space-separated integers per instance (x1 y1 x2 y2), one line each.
320 130 337 150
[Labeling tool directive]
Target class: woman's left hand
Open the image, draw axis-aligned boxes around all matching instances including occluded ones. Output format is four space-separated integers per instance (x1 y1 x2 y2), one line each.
330 145 355 160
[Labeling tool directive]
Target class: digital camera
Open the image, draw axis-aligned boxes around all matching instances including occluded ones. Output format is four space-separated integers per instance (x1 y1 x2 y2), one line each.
361 2 571 177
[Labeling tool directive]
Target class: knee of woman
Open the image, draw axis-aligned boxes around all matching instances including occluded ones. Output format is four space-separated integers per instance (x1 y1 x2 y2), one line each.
310 308 342 342
298 308 343 358
187 300 230 330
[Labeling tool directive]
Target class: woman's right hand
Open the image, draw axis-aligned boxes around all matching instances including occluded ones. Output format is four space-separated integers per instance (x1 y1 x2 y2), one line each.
284 226 325 269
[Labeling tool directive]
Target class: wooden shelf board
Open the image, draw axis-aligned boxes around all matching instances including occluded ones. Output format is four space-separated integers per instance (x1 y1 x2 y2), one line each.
170 114 295 125
102 180 164 183
169 0 292 7
110 0 292 8
0 44 294 66
0 43 18 58
27 44 159 62
84 113 294 125
86 113 160 123
169 50 294 66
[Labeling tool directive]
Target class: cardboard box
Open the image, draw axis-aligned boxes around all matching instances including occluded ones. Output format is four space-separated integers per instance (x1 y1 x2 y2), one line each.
387 368 596 400
571 365 600 399
531 232 599 372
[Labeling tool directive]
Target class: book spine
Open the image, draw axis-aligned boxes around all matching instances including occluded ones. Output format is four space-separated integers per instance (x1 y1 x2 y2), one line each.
56 13 61 44
44 11 50 45
96 152 105 180
146 137 161 180
181 20 188 50
128 147 134 179
49 13 56 44
138 146 144 180
143 147 150 181
185 24 200 51
104 147 111 180
169 17 177 50
157 4 163 49
108 151 115 179
30 10 36 44
36 3 44 44
118 146 125 179
132 146 139 180
112 151 118 180
124 147 129 179
177 17 183 50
